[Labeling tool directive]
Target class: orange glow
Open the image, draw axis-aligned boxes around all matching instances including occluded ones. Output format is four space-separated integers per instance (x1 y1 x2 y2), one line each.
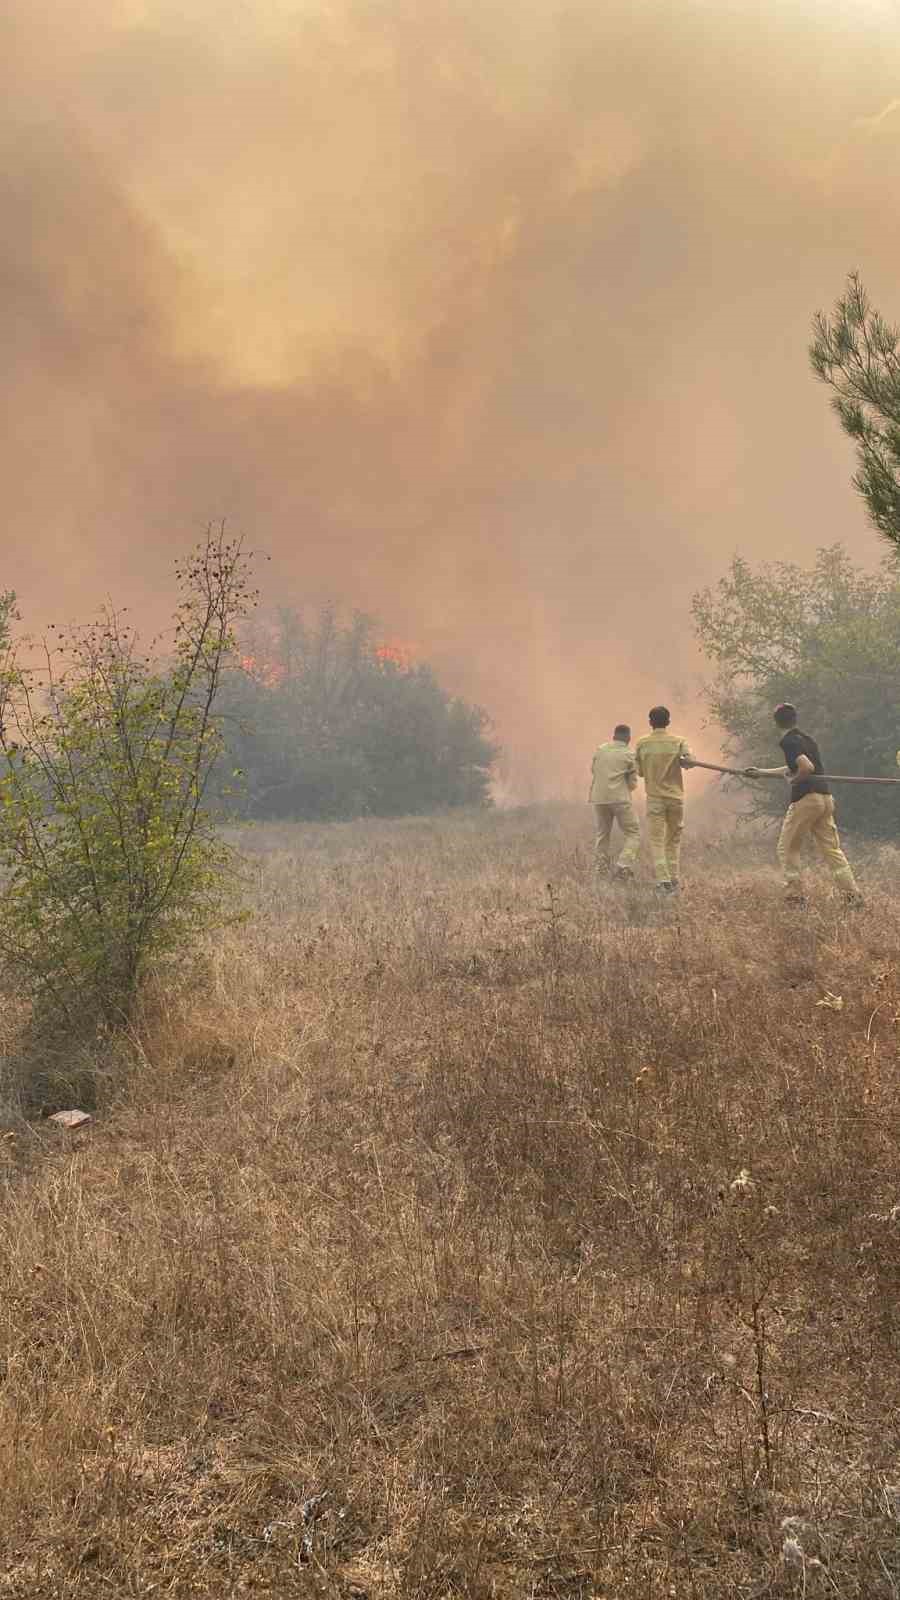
375 641 416 672
239 637 416 685
239 653 285 689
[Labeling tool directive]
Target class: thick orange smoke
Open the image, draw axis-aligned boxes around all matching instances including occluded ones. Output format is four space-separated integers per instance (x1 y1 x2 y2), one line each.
5 1 900 793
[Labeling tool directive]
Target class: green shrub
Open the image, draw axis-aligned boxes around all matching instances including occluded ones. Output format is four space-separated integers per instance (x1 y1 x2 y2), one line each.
0 532 256 1028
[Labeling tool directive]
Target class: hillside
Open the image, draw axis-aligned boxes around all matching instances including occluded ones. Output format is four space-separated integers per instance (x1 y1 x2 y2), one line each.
2 805 899 1597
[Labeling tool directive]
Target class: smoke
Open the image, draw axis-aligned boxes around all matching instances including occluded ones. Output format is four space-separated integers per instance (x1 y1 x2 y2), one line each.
5 0 900 792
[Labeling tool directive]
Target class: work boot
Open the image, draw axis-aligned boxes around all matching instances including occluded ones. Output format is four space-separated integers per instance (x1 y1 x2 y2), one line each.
844 890 865 910
613 864 634 883
784 892 807 909
655 881 677 896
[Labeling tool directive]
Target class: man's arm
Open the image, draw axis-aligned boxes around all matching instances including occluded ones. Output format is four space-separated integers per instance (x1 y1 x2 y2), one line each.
747 729 812 781
746 753 813 779
626 753 638 791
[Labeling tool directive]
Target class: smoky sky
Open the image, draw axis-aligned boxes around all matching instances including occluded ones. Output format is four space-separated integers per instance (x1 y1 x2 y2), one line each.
5 0 900 792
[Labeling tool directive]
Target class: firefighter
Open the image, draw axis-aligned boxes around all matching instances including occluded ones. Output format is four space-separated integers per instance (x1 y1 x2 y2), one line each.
634 706 696 893
589 723 641 880
744 703 862 906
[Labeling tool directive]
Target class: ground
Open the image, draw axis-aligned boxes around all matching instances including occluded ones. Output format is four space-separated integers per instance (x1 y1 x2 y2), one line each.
1 803 900 1597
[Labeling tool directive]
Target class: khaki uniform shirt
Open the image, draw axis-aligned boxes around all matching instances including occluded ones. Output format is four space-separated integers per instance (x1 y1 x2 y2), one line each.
634 731 694 801
589 741 638 804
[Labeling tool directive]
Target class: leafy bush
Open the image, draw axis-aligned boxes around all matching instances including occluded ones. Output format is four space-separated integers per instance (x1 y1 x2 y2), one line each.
0 532 256 1028
218 606 497 820
692 545 900 836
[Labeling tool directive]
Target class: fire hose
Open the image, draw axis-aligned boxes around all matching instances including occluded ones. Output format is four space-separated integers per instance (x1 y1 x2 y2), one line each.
689 758 900 786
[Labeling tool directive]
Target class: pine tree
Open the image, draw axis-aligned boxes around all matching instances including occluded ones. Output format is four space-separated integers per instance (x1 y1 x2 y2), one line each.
811 273 900 552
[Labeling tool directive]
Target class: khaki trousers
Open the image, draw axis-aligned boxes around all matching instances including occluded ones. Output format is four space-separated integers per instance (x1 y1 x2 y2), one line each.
776 792 857 893
593 800 641 869
646 797 683 883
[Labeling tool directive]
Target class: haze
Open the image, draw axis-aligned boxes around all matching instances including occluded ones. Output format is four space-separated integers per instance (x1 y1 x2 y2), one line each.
5 0 900 792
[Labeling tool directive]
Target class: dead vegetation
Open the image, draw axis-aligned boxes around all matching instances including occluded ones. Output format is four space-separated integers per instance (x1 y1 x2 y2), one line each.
2 803 900 1597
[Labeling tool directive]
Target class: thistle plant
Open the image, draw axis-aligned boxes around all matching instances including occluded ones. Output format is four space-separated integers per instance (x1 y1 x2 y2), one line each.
0 530 256 1028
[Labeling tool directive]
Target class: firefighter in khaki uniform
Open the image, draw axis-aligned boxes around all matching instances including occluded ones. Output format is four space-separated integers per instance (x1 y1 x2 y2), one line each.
634 706 696 893
589 723 641 879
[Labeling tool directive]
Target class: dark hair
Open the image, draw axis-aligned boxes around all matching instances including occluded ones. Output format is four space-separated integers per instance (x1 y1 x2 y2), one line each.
613 723 631 741
773 702 797 729
648 705 670 729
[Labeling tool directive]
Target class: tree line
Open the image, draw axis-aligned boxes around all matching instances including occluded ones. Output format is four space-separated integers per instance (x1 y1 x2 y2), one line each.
216 606 497 821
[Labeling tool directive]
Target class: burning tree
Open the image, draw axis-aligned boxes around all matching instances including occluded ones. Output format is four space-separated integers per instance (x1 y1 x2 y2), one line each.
217 605 497 820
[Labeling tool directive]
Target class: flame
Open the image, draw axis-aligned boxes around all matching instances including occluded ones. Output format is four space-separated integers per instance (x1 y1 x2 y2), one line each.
239 653 285 689
238 635 417 686
375 640 416 671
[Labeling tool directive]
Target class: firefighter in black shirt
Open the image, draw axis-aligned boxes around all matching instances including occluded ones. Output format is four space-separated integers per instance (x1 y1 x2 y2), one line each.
745 703 861 905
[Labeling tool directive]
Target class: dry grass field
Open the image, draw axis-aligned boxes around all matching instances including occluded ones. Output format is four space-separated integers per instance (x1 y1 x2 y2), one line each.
2 802 900 1598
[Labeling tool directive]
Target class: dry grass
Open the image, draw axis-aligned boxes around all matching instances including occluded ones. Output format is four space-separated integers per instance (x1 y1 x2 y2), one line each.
2 803 900 1597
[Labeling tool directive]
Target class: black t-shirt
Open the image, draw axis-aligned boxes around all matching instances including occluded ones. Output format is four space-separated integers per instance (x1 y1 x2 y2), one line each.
780 729 830 800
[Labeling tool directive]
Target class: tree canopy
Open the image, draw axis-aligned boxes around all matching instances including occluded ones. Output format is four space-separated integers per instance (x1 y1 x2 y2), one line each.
217 606 497 820
811 273 900 553
692 545 900 836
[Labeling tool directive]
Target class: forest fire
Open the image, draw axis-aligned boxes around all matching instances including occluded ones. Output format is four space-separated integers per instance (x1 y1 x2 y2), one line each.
375 641 416 672
238 638 416 686
238 654 285 689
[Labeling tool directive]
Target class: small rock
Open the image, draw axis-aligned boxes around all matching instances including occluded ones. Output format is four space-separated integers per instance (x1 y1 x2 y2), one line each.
47 1109 92 1130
